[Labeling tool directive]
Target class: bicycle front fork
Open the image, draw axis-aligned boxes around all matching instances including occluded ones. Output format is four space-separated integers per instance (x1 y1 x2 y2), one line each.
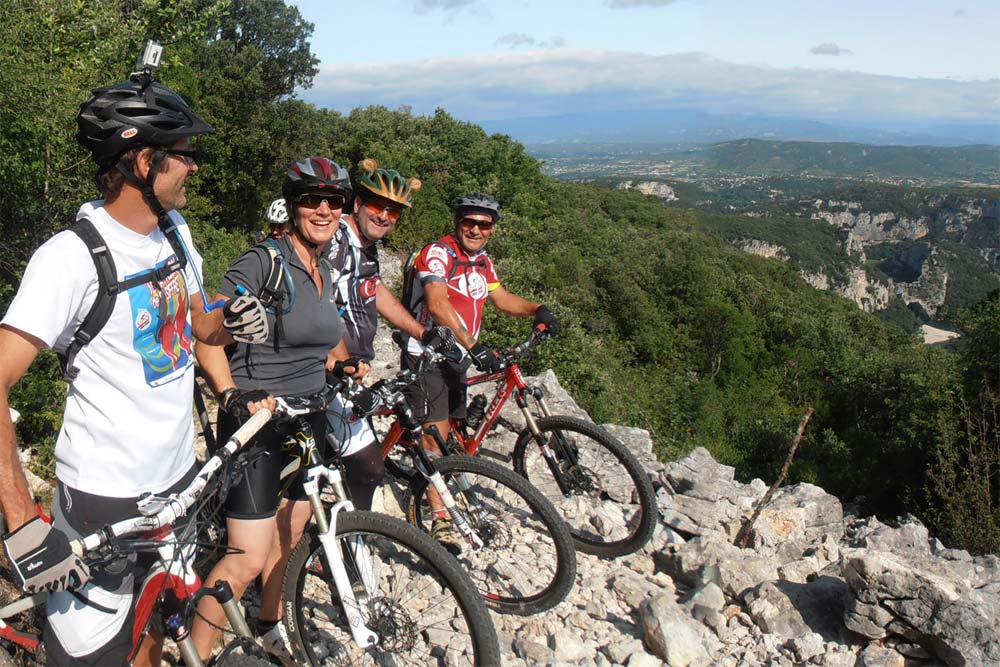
174 581 253 667
299 464 380 650
419 427 484 550
517 388 576 497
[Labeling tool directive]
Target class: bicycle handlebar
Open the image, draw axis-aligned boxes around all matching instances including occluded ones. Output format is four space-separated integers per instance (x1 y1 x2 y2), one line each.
71 408 273 557
341 332 457 418
496 326 552 367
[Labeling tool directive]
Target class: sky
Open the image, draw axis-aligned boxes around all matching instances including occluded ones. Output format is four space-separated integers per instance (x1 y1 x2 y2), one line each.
289 0 1000 132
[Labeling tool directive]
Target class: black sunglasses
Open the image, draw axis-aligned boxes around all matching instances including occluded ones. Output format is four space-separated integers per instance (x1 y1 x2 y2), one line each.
298 193 347 209
161 148 198 164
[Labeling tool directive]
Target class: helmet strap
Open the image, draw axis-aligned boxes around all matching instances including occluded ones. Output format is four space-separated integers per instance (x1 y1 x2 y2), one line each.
114 153 168 221
114 155 186 263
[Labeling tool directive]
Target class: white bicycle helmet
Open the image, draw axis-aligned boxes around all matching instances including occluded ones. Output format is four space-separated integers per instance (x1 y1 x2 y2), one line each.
266 198 289 226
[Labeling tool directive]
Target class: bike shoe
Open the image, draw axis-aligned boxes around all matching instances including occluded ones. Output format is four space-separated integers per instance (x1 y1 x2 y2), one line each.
431 517 463 556
259 621 297 667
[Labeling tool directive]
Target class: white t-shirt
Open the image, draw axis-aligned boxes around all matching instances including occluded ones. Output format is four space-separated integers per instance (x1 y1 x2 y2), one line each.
2 201 202 496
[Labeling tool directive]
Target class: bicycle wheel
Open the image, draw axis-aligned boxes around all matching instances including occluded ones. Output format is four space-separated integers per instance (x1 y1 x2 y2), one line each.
212 638 273 667
513 415 657 558
408 455 576 616
283 511 499 666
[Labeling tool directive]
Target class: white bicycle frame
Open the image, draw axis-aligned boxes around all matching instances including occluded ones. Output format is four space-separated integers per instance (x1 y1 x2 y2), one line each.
275 397 382 650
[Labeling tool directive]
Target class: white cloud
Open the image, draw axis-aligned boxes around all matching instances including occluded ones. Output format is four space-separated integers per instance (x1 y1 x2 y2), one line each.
810 43 852 56
305 49 1000 125
495 33 565 49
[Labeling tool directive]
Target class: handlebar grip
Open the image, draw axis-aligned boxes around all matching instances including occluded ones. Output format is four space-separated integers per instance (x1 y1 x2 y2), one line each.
228 407 272 450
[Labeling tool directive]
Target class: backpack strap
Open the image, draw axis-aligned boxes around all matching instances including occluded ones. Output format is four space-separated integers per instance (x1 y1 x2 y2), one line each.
59 218 119 382
257 238 295 352
59 218 188 382
400 249 421 311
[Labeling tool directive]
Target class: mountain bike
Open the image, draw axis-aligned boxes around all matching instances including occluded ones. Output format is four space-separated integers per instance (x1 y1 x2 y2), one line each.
364 335 576 616
429 325 657 558
263 345 500 666
0 410 276 667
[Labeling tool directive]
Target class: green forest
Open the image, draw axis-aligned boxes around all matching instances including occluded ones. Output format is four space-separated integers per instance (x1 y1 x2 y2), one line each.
3 1 999 553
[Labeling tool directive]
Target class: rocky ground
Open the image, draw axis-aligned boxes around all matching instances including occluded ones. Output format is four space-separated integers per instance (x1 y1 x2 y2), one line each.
365 366 997 667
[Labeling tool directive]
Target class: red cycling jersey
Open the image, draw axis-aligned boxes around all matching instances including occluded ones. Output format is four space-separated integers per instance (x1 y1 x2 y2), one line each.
406 233 500 346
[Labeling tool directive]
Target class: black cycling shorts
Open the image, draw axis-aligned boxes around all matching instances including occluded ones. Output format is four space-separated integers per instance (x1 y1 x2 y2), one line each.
213 408 327 520
400 353 468 423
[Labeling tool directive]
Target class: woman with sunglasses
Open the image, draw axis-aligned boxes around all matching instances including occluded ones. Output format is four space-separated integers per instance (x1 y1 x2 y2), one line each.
400 192 561 550
190 157 354 665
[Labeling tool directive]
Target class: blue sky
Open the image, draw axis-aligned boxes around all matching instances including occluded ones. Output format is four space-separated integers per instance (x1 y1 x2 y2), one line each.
290 0 1000 129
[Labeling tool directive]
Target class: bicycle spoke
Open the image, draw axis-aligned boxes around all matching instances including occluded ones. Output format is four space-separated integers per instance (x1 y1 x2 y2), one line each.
409 456 576 615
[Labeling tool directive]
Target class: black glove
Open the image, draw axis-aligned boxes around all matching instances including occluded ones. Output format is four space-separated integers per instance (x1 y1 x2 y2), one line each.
420 326 455 352
3 517 90 594
469 343 501 374
533 305 560 336
223 294 269 344
330 357 364 378
351 387 383 417
222 388 271 422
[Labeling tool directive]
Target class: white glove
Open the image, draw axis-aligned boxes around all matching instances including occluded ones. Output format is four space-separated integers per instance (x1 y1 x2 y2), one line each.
223 294 269 344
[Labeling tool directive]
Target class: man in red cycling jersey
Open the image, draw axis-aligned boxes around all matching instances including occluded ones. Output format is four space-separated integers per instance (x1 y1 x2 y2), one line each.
402 193 559 549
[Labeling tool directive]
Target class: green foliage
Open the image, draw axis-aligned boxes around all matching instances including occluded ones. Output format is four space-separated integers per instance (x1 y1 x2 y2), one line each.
9 351 65 480
698 139 1000 181
926 292 1000 551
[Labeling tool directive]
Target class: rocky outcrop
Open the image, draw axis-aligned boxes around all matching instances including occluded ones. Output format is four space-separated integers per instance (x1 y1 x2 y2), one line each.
9 317 998 666
737 239 789 261
619 180 678 202
445 370 1000 667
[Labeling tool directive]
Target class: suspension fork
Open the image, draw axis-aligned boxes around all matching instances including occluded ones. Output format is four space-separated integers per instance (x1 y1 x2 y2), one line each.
174 581 254 667
294 422 380 651
516 386 576 496
419 425 484 549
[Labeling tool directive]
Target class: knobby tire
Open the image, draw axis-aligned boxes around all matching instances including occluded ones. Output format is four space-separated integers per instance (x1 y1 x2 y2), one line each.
513 415 657 558
282 511 500 666
407 455 576 616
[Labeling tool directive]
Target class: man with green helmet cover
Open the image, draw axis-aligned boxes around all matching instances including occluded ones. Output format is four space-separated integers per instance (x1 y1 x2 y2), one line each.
323 158 437 515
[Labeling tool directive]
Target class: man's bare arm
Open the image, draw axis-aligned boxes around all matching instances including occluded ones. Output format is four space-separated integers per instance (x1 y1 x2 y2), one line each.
375 282 425 339
487 285 539 318
0 325 46 529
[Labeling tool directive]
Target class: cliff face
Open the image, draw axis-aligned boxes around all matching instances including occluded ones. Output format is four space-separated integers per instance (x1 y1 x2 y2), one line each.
737 194 998 315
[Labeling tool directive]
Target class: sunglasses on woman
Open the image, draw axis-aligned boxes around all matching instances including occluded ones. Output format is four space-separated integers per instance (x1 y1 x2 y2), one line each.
298 193 347 209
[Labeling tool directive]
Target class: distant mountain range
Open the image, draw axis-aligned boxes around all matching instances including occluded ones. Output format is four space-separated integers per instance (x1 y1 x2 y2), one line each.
478 109 1000 149
687 139 1000 181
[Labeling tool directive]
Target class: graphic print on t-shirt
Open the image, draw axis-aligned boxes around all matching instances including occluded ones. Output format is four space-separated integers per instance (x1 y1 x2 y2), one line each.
127 257 192 387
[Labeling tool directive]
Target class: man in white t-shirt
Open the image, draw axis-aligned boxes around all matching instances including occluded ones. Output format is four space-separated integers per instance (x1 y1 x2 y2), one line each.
0 73 266 666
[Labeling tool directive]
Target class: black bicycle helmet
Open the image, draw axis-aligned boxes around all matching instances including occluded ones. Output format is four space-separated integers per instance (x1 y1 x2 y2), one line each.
453 192 502 223
76 76 215 166
282 157 353 207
